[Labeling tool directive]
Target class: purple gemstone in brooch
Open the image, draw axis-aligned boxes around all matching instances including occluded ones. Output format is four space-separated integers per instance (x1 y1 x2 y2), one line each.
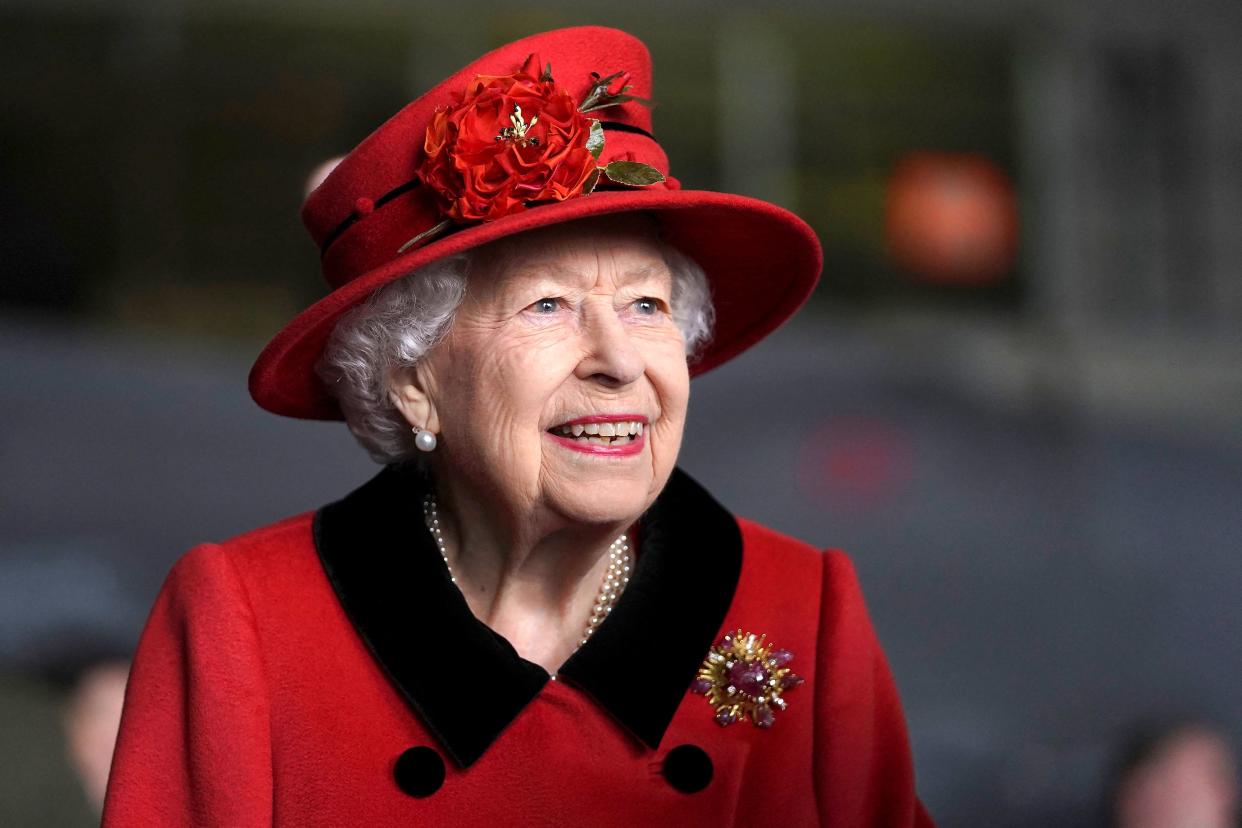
690 630 803 728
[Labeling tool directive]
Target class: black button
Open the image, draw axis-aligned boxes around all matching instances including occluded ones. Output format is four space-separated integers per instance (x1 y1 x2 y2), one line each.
662 744 713 793
394 746 446 797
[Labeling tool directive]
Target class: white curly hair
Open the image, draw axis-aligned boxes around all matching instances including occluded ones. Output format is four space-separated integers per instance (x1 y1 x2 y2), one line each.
315 237 714 464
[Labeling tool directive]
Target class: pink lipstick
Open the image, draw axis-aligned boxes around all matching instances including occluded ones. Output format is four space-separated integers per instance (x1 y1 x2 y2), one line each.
545 415 648 456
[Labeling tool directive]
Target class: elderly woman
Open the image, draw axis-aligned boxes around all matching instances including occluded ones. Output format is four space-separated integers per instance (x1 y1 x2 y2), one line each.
103 26 933 827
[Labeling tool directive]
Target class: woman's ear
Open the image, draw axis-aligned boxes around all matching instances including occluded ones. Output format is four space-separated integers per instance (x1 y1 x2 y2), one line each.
388 364 441 434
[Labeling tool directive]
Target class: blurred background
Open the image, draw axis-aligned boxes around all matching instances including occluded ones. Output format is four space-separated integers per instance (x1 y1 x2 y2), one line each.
2 1 1240 825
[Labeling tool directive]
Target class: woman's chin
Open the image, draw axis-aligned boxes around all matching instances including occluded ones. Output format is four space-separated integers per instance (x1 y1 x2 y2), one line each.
536 430 673 525
540 473 655 527
550 499 649 528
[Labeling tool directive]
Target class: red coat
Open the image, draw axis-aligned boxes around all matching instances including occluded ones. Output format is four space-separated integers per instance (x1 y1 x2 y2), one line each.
103 466 934 826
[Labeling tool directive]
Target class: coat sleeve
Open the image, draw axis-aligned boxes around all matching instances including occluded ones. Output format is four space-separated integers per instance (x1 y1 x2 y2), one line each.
103 543 273 827
814 550 935 827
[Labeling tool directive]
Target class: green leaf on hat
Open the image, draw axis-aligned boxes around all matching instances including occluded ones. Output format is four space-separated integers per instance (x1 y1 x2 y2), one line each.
583 167 602 195
578 70 653 113
602 161 665 186
580 93 654 114
586 119 605 160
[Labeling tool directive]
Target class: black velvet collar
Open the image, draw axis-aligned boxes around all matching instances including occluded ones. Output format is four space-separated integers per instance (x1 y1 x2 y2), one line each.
313 464 742 768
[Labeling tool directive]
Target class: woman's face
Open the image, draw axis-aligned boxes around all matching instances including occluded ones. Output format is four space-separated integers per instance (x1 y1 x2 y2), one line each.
409 215 690 528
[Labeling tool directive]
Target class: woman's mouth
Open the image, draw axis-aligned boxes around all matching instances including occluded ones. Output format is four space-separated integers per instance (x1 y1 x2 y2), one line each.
545 416 647 455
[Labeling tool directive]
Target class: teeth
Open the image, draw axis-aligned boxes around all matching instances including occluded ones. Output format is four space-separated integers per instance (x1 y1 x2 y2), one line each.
551 419 647 441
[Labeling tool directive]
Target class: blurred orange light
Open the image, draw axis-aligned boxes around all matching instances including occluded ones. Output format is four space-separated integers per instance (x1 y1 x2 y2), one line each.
884 151 1019 286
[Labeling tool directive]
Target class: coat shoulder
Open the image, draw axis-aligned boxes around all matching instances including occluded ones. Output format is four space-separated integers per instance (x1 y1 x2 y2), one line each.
164 510 319 605
733 516 865 607
735 515 852 572
216 510 317 557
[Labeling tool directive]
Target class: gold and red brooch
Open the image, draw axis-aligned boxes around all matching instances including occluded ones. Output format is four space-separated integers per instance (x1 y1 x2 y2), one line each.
691 630 804 728
401 53 664 252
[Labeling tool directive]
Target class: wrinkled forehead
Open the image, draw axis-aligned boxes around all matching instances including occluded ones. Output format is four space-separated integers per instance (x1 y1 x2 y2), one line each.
469 213 671 290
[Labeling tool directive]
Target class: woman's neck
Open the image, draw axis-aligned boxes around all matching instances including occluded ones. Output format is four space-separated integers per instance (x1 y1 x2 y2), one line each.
431 477 635 673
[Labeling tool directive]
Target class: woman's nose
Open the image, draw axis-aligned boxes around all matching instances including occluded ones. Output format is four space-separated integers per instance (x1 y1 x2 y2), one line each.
574 303 644 387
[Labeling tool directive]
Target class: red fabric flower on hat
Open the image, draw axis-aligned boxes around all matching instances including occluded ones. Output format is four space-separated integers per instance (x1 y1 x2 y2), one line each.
419 53 598 222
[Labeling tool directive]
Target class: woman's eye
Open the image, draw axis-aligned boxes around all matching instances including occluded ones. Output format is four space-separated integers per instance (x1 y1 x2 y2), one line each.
531 298 559 314
634 297 660 315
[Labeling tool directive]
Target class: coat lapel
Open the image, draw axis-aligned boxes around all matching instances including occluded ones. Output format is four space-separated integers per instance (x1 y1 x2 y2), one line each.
313 464 742 767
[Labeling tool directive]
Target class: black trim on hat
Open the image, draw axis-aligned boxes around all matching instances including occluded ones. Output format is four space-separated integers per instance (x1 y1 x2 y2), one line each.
595 120 656 140
318 178 423 255
313 464 742 768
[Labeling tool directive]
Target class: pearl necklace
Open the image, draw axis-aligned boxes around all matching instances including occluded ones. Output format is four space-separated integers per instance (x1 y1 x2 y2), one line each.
421 494 633 647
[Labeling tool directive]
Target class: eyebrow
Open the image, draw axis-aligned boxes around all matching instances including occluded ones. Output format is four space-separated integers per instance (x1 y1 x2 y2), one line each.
501 260 671 292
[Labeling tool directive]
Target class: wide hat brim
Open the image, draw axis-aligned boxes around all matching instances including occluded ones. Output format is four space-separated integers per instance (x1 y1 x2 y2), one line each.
250 185 822 420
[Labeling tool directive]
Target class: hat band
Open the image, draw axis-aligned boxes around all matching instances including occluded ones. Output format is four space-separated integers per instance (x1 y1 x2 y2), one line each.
318 120 658 257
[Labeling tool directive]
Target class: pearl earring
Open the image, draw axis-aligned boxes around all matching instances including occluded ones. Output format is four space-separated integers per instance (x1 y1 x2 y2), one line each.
413 426 437 452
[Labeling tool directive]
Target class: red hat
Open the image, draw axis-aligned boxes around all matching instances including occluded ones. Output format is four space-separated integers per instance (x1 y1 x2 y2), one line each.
250 25 822 419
